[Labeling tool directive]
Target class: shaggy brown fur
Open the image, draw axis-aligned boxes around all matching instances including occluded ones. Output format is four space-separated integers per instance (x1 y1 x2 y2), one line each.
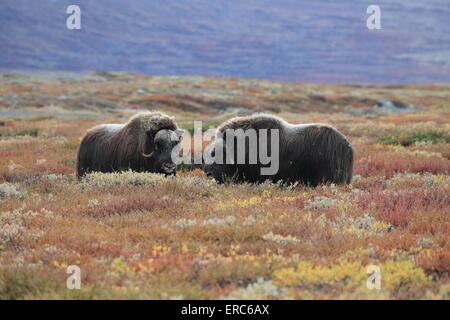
203 114 354 186
76 112 180 177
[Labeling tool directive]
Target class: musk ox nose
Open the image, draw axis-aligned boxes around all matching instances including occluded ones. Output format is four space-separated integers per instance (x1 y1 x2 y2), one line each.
162 162 176 173
205 172 216 180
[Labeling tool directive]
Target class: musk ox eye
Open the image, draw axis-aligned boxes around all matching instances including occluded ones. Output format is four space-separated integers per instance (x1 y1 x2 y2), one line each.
175 129 185 139
171 139 181 147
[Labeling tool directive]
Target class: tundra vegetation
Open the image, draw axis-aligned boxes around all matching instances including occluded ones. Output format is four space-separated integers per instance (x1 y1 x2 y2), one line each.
0 73 449 299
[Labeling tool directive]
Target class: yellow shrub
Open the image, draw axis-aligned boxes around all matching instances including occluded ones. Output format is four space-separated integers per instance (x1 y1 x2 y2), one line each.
272 260 430 294
382 260 431 291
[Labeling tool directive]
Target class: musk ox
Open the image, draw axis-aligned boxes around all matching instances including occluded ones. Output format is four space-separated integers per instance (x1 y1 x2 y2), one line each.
76 112 184 178
203 114 353 186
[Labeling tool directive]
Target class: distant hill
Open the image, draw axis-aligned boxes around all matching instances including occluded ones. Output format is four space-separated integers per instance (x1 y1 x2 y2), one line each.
1 0 450 83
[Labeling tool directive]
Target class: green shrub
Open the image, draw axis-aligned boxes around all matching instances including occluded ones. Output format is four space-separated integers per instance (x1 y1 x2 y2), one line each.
378 130 449 146
0 267 61 299
0 128 39 137
182 121 220 135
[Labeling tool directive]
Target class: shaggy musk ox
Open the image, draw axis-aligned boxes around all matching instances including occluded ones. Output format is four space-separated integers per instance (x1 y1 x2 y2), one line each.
203 114 353 186
76 112 184 178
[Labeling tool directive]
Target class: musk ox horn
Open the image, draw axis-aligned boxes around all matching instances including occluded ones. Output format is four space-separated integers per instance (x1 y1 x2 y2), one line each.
142 152 153 158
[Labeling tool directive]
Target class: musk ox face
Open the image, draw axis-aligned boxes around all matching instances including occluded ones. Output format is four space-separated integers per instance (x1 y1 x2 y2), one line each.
203 140 222 181
143 128 185 175
203 136 240 183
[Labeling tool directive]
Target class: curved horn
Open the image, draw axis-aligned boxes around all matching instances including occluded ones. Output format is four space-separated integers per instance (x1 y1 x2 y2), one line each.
142 130 155 158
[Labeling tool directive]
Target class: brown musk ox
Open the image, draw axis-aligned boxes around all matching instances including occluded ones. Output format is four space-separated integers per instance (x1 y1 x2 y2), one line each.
76 112 185 178
203 114 353 186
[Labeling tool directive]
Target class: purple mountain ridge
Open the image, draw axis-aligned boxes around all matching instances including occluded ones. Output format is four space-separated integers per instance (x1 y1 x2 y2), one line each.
1 0 450 83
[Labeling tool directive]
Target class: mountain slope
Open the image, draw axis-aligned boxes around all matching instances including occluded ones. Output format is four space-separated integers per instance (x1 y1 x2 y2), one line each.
1 0 450 83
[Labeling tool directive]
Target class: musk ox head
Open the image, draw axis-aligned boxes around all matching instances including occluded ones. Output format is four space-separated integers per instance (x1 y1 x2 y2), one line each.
142 128 185 175
203 135 238 183
203 114 283 183
132 112 185 175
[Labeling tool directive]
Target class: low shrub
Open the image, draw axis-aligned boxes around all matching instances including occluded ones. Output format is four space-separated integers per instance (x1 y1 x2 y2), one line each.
377 130 449 146
0 128 39 137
